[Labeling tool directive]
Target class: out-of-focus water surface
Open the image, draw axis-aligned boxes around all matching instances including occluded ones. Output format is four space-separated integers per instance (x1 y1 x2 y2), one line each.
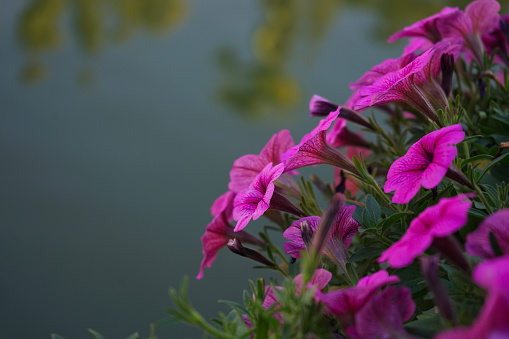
1 0 506 338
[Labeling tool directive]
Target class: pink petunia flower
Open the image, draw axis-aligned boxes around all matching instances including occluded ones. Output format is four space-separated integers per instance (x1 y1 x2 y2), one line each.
345 286 416 339
283 204 360 274
197 211 264 279
377 194 473 269
281 108 359 175
350 52 418 91
228 129 296 194
233 162 303 232
466 209 509 258
384 124 465 204
354 41 461 124
210 190 235 221
438 0 501 65
435 255 509 339
387 6 460 53
315 270 401 329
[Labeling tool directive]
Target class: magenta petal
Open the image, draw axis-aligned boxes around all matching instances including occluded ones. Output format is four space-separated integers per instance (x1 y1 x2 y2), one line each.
232 163 285 232
283 216 322 258
318 270 400 328
385 124 464 203
378 234 433 268
436 256 509 339
466 209 509 258
197 212 264 279
293 268 333 294
229 130 294 193
210 190 236 221
347 286 416 339
387 6 460 43
378 195 472 268
465 0 501 34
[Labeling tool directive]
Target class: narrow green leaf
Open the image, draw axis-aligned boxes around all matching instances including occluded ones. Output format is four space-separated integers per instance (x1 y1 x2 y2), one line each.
124 332 139 339
218 300 249 315
379 211 413 234
460 154 493 169
155 317 181 328
479 152 509 182
50 335 66 339
87 329 106 339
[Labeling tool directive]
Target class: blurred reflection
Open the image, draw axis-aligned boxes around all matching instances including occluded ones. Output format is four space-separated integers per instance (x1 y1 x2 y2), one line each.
17 0 188 84
216 0 509 118
216 0 344 118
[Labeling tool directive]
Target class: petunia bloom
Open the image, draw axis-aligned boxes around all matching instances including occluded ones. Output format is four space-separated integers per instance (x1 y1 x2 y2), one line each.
354 42 461 124
315 270 401 329
210 190 235 221
281 108 359 175
435 255 509 339
378 194 473 269
466 209 509 258
384 124 465 204
354 48 439 124
438 0 501 65
387 6 460 53
233 162 303 232
345 286 416 339
197 211 265 279
228 129 296 194
283 204 360 275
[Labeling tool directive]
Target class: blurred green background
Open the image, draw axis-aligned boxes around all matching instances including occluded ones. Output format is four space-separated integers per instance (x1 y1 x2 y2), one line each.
1 0 507 338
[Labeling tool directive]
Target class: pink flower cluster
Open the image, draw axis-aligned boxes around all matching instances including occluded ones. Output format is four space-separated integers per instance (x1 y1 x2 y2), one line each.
194 1 509 338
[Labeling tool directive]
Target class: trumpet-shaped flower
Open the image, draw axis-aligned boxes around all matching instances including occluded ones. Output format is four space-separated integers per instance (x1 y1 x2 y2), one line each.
436 255 509 339
354 47 440 123
438 0 501 64
229 129 295 193
283 205 360 272
350 52 418 91
378 194 473 269
281 108 359 175
197 211 264 279
233 162 285 232
466 209 509 258
315 270 401 329
384 124 465 204
210 190 235 221
345 286 416 339
387 7 460 51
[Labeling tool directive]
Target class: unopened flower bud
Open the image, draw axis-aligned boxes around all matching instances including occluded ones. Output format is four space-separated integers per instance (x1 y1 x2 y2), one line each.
227 239 275 267
420 255 456 325
300 221 314 247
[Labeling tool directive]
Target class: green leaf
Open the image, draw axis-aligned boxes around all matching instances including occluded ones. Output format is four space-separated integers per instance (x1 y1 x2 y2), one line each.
405 313 443 338
362 194 381 228
218 300 250 315
479 152 509 182
351 203 364 225
155 317 181 328
379 211 413 234
460 154 493 169
87 329 106 339
124 333 139 339
50 335 66 339
347 247 384 263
